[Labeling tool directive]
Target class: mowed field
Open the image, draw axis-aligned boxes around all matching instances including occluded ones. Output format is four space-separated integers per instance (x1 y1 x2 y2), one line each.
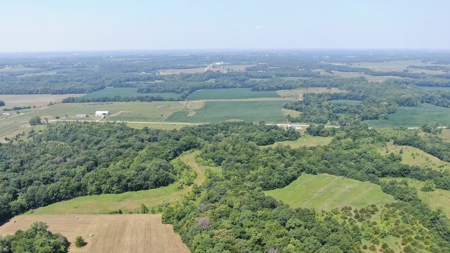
265 174 395 210
166 101 287 123
0 214 190 253
82 88 180 100
186 88 280 100
367 104 450 127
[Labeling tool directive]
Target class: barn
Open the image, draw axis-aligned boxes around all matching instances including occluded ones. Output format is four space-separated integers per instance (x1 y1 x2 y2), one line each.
94 111 110 116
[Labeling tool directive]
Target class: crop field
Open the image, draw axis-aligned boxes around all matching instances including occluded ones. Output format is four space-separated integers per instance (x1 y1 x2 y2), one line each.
0 214 190 253
366 104 450 127
379 142 450 171
330 70 404 82
265 174 395 210
356 60 428 72
268 134 333 148
33 151 206 215
186 88 280 100
158 64 254 75
166 101 287 123
0 94 82 107
82 88 180 100
276 87 345 99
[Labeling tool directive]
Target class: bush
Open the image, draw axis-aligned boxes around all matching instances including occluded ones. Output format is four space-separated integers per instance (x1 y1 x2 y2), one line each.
75 236 87 248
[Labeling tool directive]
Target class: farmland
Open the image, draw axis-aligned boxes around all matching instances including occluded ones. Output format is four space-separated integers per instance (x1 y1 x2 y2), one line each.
367 104 450 127
276 87 344 99
186 88 280 100
265 174 395 210
0 214 190 253
166 101 287 123
82 88 180 100
267 134 333 148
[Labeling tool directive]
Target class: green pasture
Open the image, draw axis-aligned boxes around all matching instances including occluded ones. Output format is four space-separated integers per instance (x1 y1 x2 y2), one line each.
166 101 287 123
83 88 180 99
265 174 395 211
367 104 450 127
185 88 280 100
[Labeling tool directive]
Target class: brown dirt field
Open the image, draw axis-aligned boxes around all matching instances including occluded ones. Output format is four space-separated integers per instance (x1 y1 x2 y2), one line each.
0 94 84 107
0 214 190 253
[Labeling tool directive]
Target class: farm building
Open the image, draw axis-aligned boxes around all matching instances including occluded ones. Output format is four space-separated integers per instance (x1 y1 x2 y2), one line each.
94 111 110 116
2 112 10 117
76 114 88 118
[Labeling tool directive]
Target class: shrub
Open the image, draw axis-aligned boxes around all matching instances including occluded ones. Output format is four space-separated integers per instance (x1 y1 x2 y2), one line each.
75 236 87 248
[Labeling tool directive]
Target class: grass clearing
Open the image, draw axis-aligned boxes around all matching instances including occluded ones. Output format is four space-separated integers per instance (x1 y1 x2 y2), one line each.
0 214 189 253
0 122 29 142
126 122 195 130
367 104 450 127
276 87 345 99
82 88 180 100
281 108 301 118
265 174 395 210
158 64 253 75
379 142 450 171
356 60 428 72
166 101 287 123
186 88 280 100
267 134 333 148
33 151 207 215
330 70 405 82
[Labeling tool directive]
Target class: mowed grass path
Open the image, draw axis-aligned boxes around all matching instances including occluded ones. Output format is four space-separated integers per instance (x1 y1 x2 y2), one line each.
367 104 450 127
186 88 280 100
0 214 189 253
166 101 287 123
265 174 395 210
34 151 208 215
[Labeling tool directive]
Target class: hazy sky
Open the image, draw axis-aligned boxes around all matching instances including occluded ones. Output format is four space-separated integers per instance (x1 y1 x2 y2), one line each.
1 0 449 52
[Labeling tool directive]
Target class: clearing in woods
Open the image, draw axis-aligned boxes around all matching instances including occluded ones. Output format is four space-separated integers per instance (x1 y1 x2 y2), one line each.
379 142 450 171
267 134 333 148
276 87 345 99
265 174 395 210
0 214 190 253
33 151 209 215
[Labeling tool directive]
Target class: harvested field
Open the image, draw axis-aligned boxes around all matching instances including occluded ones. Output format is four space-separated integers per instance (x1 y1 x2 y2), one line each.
0 214 190 253
0 94 83 107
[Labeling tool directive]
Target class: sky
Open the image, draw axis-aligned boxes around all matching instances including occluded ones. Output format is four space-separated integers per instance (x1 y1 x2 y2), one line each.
1 0 449 52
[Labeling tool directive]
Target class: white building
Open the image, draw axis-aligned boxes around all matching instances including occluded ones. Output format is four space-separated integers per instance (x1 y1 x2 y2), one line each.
94 111 110 116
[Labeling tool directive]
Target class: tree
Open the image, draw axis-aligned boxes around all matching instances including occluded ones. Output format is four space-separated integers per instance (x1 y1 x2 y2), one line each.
0 100 5 106
29 116 42 125
75 236 87 248
195 217 211 232
141 204 149 214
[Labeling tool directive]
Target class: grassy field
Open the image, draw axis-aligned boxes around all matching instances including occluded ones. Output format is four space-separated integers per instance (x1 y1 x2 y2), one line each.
356 60 428 72
329 99 361 105
379 142 450 171
186 88 280 100
82 88 180 99
330 70 405 82
265 174 395 210
158 64 253 75
0 214 189 253
276 87 344 99
281 108 301 118
166 101 287 123
33 151 206 215
267 134 333 148
367 104 450 127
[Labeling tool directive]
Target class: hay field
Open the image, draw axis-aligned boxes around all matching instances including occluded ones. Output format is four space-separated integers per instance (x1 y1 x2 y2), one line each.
356 60 428 72
82 88 180 100
0 214 190 253
265 174 395 210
